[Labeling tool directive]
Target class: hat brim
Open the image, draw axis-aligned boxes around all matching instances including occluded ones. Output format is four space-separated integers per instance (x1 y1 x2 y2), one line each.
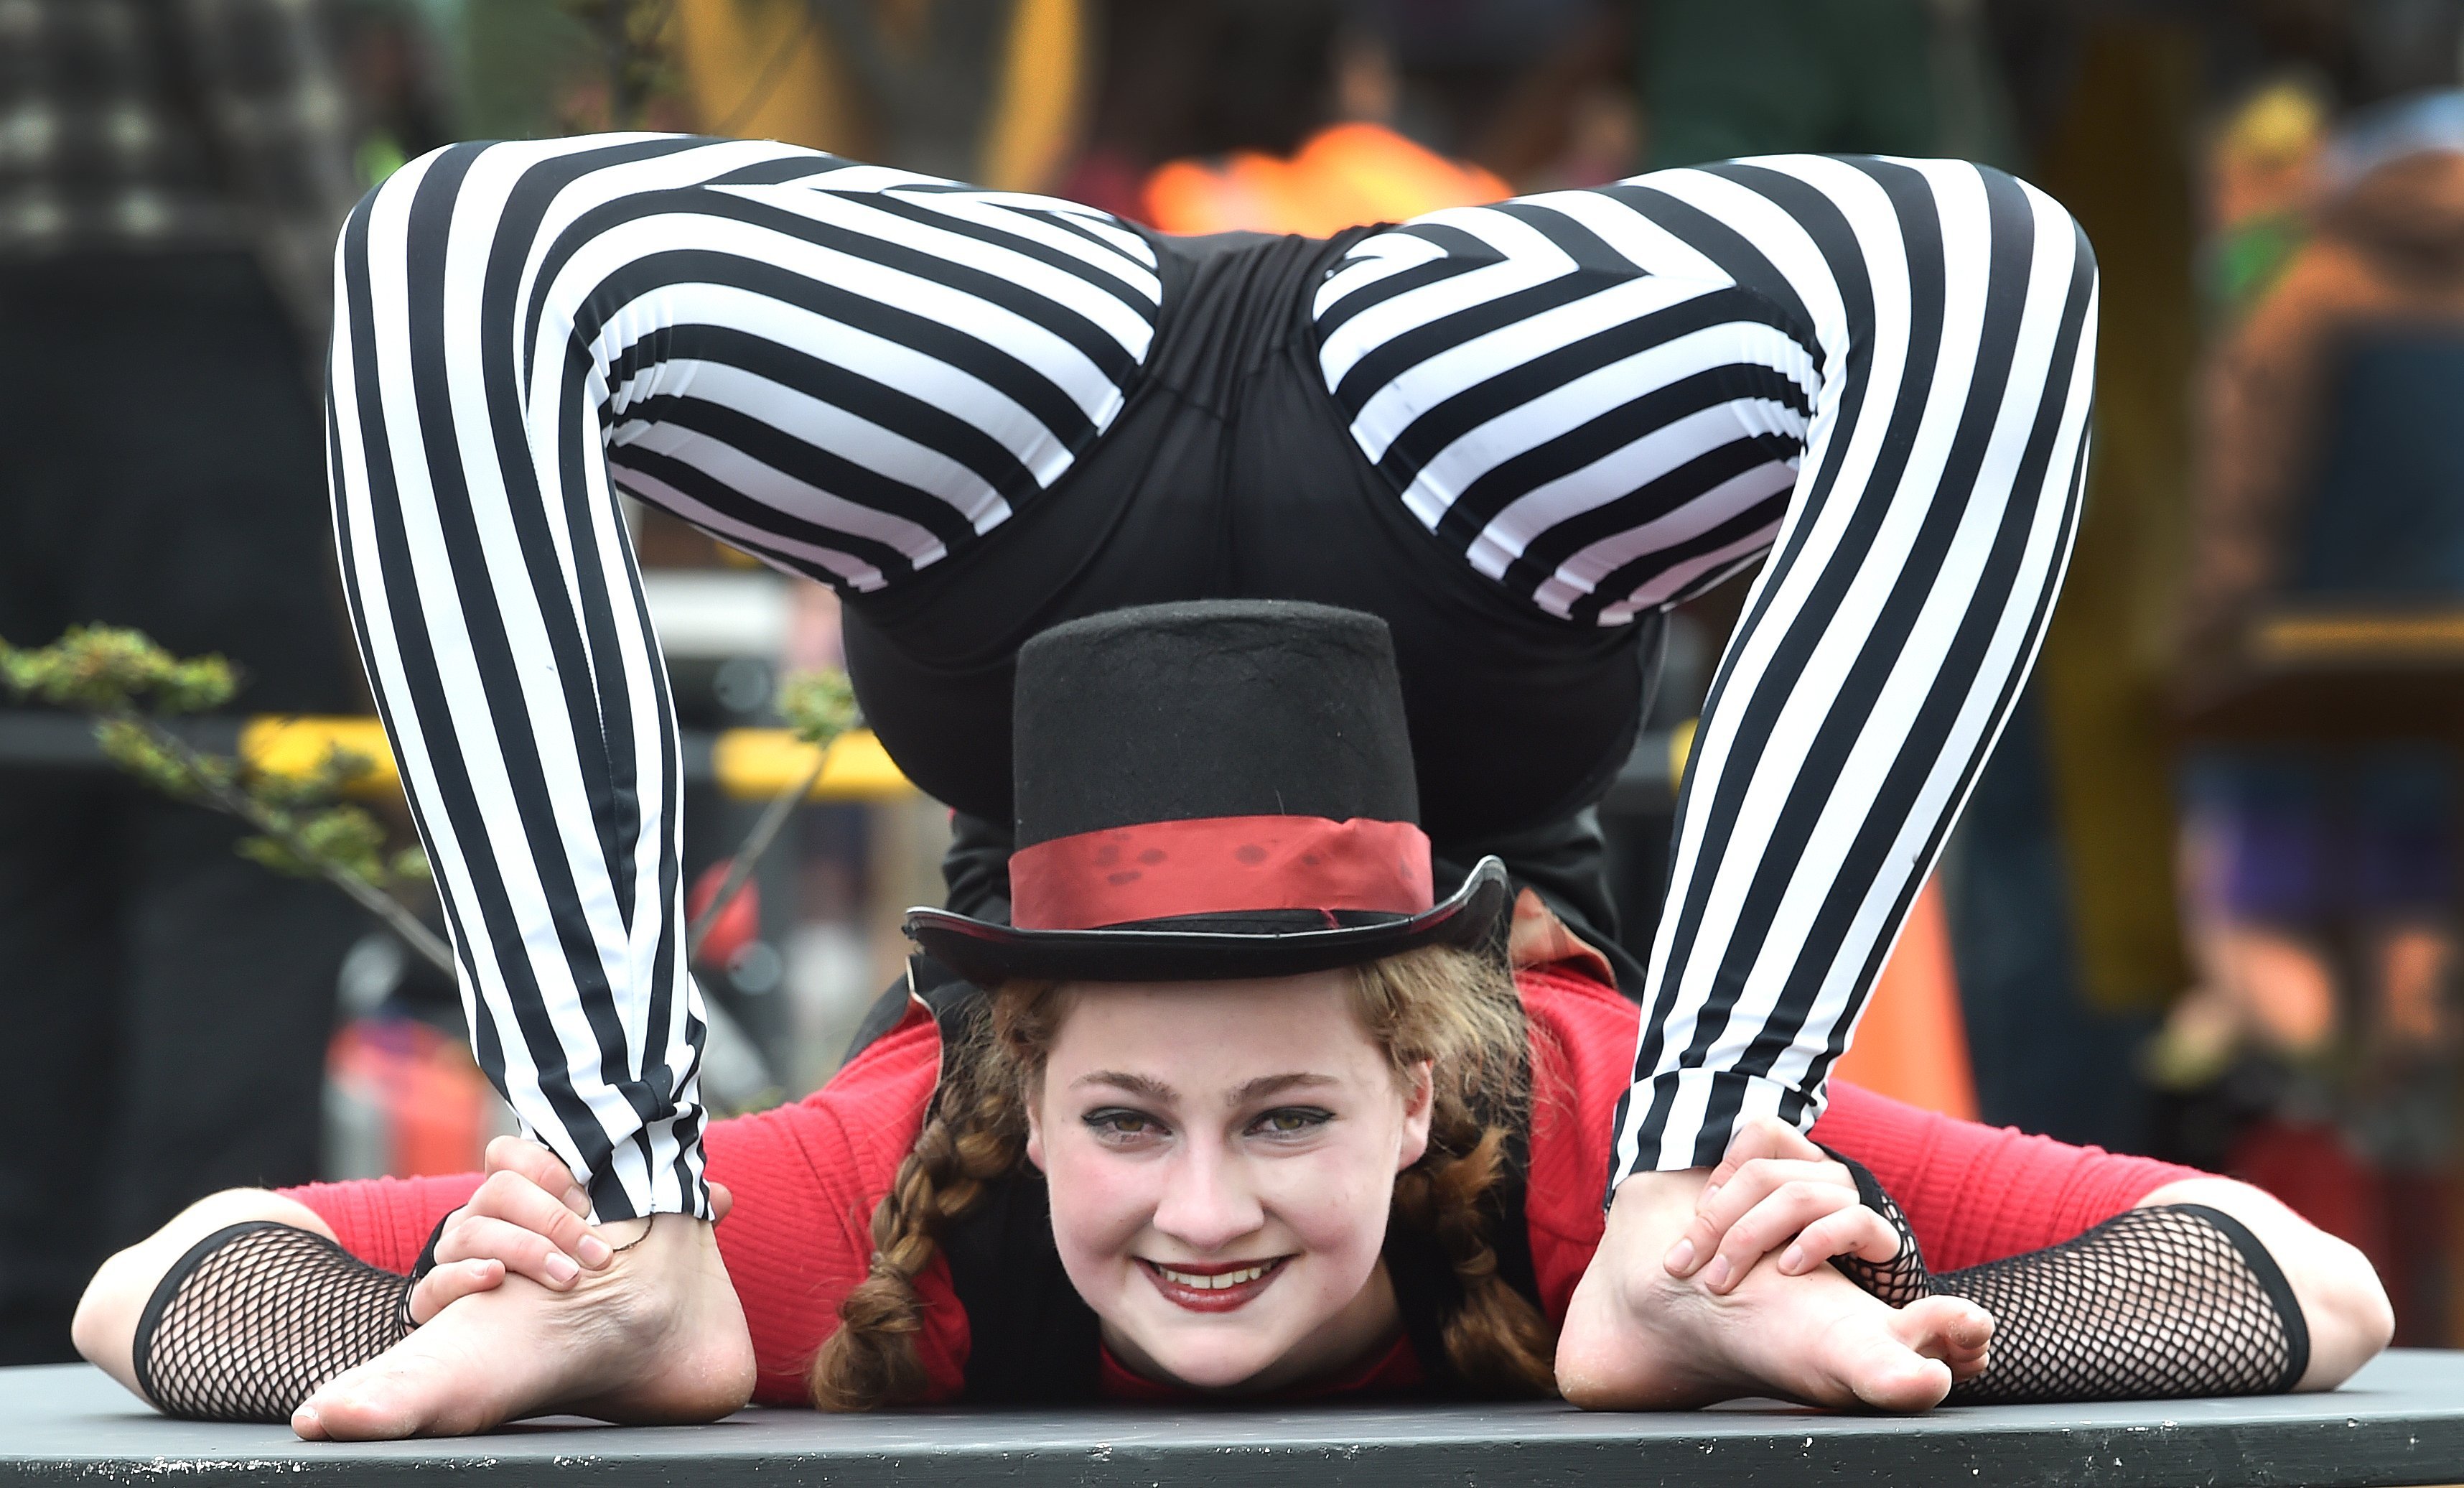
905 857 1511 985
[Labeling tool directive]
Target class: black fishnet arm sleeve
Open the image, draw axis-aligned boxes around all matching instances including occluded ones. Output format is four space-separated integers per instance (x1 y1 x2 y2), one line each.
1813 1158 2312 1403
1936 1204 2311 1404
131 1222 418 1422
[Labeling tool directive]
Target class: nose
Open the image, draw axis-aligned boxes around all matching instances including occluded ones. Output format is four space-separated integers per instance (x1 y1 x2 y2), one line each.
1149 1139 1265 1254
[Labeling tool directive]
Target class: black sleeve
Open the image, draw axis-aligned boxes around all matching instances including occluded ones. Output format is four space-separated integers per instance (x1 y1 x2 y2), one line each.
1821 1154 2310 1403
131 1222 416 1422
1933 1204 2310 1403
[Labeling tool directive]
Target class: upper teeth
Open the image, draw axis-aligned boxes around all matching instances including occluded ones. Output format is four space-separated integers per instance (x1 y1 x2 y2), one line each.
1157 1263 1268 1289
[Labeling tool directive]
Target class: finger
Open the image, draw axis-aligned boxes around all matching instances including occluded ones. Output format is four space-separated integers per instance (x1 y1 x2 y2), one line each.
710 1182 734 1225
1666 1159 1849 1277
1778 1205 1904 1274
1669 1158 1785 1275
1704 1116 1824 1194
1698 1157 1849 1231
483 1136 590 1217
464 1170 614 1269
1702 1181 1869 1293
434 1214 587 1291
1666 1158 1809 1273
405 1257 505 1326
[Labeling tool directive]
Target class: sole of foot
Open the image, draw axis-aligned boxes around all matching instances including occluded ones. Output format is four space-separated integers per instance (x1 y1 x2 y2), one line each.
295 1213 754 1440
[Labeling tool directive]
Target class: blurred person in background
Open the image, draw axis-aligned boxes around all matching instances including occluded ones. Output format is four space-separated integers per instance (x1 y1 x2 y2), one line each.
0 0 370 1363
2198 79 2330 322
2162 83 2464 1341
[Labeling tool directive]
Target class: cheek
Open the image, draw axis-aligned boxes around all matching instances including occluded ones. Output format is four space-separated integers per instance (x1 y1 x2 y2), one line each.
1041 1136 1157 1266
1264 1143 1396 1274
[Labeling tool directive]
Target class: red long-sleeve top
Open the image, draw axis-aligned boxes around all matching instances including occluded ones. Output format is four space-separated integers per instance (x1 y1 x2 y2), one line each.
285 964 2198 1406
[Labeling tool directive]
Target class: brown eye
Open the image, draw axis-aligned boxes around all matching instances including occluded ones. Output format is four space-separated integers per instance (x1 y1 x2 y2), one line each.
1254 1108 1332 1136
1086 1110 1157 1136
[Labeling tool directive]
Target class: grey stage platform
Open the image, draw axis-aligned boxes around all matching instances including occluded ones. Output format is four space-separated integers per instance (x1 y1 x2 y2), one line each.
6 1352 2464 1487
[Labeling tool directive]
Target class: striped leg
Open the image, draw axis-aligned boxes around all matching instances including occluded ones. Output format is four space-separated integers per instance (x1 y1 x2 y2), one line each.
1315 157 2097 1188
326 135 1157 1218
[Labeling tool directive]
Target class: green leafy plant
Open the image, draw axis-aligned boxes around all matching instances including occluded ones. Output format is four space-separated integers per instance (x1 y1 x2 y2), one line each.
5 626 864 986
0 626 452 973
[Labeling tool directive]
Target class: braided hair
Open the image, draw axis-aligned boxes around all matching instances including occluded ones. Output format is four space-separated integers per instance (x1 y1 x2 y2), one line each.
808 943 1557 1408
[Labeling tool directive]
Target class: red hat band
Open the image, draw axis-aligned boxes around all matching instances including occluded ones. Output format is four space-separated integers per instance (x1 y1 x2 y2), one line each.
1008 815 1437 931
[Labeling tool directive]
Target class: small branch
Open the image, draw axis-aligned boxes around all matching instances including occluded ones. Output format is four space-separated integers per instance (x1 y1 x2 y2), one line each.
686 747 828 961
116 710 458 977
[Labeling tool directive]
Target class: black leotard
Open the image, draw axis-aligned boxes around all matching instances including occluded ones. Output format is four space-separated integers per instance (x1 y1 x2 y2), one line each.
845 226 1648 847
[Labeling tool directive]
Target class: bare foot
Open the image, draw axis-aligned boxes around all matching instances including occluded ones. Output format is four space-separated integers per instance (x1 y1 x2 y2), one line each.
1557 1170 1991 1411
293 1214 754 1440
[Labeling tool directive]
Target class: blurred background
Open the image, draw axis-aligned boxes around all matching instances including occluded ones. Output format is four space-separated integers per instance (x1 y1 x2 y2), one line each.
6 0 2464 1361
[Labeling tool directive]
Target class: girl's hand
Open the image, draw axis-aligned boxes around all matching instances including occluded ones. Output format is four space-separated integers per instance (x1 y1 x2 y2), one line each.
406 1138 732 1324
1660 1116 1900 1296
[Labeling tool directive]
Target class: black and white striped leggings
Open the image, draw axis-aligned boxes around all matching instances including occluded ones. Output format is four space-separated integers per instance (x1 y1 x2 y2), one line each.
328 136 2094 1220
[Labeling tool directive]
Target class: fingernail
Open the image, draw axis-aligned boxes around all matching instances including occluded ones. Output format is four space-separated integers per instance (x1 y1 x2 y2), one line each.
1663 1238 1695 1273
579 1234 613 1268
546 1252 579 1284
1781 1244 1806 1273
1703 1257 1731 1290
1701 1183 1721 1204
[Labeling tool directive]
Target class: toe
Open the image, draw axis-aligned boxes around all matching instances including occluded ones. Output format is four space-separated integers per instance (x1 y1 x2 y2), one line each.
300 1367 421 1441
300 1344 479 1441
1826 1316 1954 1413
1854 1352 1953 1412
1897 1296 1994 1360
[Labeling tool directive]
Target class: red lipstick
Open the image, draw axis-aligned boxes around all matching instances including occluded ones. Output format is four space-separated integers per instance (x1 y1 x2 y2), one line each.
1139 1256 1290 1313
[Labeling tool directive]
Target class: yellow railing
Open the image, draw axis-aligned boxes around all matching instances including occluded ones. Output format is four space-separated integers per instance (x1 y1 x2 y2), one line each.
708 727 912 801
236 714 1707 806
236 717 916 802
2251 610 2464 662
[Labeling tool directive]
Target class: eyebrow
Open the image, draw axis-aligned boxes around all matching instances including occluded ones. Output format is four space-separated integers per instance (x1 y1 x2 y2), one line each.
1073 1070 1176 1101
1233 1073 1339 1104
1068 1071 1339 1105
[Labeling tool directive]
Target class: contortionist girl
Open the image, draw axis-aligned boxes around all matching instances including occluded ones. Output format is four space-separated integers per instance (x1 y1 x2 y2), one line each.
75 604 2389 1432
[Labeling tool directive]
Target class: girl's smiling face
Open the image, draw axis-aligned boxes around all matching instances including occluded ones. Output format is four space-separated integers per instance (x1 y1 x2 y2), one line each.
1024 971 1432 1392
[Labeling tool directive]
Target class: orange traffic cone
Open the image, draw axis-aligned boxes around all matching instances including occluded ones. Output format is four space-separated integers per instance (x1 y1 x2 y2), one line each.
1831 875 1979 1120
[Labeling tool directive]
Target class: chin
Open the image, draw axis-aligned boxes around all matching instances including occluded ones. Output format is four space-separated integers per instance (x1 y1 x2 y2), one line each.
1137 1322 1295 1391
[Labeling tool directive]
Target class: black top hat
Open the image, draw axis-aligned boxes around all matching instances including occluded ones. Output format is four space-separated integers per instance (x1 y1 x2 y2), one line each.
904 600 1509 984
